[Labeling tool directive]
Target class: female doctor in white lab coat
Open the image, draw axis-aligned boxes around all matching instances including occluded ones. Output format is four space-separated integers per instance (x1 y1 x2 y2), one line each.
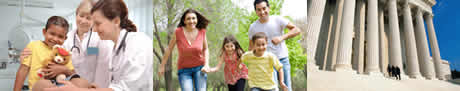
43 0 153 91
61 0 112 88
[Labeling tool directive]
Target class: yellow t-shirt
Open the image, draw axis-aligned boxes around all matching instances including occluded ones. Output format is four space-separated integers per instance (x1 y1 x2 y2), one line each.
21 41 74 89
241 51 282 90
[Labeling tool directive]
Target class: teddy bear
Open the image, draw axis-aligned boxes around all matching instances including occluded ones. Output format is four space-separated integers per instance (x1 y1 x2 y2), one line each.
37 45 72 82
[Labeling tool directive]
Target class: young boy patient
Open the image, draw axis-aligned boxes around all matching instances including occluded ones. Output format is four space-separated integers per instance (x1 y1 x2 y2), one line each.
14 16 95 91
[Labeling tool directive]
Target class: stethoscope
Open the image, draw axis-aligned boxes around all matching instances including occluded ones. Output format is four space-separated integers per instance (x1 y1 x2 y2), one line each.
115 31 129 55
70 29 93 54
110 31 129 81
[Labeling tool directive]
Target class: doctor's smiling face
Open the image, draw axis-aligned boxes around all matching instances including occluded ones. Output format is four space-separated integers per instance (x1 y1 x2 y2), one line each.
76 0 93 33
91 10 120 41
76 5 93 33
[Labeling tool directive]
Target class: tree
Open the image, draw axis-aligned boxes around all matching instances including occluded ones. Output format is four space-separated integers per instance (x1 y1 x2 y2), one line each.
153 0 306 90
236 0 306 76
153 0 244 90
152 0 185 90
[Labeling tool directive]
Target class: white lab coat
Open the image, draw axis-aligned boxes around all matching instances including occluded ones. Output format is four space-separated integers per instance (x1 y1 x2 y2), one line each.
107 29 154 91
62 29 112 88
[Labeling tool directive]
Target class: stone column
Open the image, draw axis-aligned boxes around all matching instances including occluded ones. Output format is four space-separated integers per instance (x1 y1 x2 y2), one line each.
414 8 435 80
379 5 390 77
365 0 381 75
321 14 335 70
352 0 365 74
334 0 356 72
425 13 445 80
305 0 327 71
402 2 423 79
387 0 404 74
327 0 345 70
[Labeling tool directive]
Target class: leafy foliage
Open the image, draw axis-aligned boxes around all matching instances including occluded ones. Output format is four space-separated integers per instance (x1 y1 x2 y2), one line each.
236 0 306 76
153 0 306 90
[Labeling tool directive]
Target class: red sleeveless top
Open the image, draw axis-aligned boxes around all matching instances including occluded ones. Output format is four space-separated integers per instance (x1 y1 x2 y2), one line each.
175 27 206 70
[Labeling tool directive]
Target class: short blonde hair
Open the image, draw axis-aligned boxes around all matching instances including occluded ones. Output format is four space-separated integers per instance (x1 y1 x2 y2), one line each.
76 0 93 15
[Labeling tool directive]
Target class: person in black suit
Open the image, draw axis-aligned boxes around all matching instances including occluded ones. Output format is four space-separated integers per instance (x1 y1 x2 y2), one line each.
395 66 401 80
387 65 392 77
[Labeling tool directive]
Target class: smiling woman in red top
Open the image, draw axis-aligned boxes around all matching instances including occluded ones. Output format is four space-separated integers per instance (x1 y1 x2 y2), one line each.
159 8 210 91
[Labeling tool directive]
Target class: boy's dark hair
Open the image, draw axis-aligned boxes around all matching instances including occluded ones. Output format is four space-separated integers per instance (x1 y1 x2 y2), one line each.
251 32 268 43
178 8 210 30
221 35 245 60
253 0 270 10
45 16 69 33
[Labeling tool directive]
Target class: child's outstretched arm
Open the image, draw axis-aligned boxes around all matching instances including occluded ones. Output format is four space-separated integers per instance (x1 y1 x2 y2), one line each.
14 64 30 91
278 68 288 91
208 55 224 72
273 54 287 91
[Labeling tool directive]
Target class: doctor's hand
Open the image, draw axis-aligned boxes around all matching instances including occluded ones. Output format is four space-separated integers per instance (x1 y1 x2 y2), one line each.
44 81 104 91
43 64 71 78
43 80 79 91
44 81 111 91
20 48 32 62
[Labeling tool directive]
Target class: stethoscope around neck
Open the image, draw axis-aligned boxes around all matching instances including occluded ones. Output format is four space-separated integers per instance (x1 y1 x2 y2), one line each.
70 29 93 54
70 28 129 56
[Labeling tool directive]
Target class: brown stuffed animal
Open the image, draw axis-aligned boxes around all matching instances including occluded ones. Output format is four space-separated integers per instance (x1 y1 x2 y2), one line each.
37 45 72 81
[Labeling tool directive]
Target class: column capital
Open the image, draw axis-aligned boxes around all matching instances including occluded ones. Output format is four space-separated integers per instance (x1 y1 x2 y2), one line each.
415 8 422 15
424 13 434 19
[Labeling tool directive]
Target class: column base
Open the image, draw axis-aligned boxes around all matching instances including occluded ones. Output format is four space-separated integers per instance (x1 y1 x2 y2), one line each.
424 76 435 80
408 74 425 80
422 74 435 80
436 76 446 80
365 71 384 77
307 62 320 72
334 64 356 74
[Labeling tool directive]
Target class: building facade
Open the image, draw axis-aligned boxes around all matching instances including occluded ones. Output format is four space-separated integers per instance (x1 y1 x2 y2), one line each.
305 0 451 80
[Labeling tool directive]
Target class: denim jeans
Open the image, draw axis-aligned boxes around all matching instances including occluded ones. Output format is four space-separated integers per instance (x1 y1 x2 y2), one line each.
273 57 292 91
178 66 207 91
250 87 275 91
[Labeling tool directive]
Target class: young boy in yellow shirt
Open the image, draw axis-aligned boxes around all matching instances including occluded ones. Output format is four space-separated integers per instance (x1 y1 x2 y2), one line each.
13 16 83 91
241 32 288 91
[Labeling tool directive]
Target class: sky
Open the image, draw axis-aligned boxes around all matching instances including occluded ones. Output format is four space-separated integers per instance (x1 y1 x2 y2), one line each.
432 0 460 71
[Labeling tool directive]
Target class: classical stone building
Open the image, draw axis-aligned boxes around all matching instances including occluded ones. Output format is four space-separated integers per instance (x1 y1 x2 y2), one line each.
305 0 451 80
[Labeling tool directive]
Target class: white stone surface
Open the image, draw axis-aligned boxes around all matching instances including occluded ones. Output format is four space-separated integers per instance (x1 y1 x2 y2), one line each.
308 70 460 91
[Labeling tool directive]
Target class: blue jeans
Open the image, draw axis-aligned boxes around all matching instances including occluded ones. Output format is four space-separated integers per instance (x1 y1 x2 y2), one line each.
178 66 207 91
273 57 292 91
250 87 275 91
